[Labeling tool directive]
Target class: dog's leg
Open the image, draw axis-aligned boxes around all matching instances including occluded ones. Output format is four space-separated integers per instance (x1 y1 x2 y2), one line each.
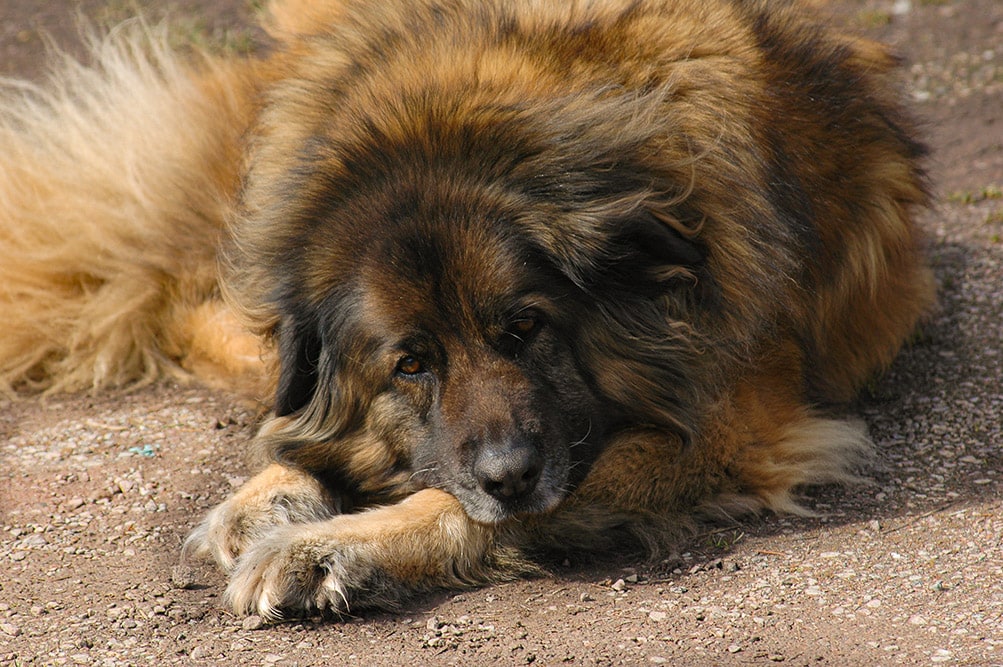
524 404 871 556
184 463 338 571
516 428 706 556
223 488 511 619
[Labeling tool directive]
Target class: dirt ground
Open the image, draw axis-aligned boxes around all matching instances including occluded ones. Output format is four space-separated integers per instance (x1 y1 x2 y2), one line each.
1 1 1001 665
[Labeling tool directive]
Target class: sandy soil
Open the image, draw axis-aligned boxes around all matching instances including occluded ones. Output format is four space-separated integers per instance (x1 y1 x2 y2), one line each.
2 1 1001 665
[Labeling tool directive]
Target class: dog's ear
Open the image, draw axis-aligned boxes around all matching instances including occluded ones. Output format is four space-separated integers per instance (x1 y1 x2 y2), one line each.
274 317 323 417
619 208 705 272
598 207 705 294
529 204 705 291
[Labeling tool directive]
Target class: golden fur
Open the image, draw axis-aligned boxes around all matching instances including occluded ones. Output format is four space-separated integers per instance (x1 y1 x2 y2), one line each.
1 0 934 619
0 25 265 394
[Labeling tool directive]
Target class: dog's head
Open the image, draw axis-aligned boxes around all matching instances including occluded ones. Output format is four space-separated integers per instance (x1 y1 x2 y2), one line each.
232 72 709 524
275 203 604 523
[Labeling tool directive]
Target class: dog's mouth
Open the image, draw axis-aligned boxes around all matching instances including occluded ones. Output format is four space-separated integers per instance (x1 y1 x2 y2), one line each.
454 480 567 525
445 445 570 524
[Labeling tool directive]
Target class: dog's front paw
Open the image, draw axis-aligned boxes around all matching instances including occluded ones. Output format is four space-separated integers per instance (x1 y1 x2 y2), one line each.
224 521 379 620
184 464 337 571
220 489 500 619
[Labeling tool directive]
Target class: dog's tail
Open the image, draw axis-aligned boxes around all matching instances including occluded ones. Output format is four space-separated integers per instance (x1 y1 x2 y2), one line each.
0 23 262 394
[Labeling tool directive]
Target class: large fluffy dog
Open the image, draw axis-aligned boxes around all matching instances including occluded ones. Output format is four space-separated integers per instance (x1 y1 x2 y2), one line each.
1 0 933 618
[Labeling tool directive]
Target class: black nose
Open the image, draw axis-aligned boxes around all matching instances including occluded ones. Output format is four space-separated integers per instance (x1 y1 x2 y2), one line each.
473 443 542 502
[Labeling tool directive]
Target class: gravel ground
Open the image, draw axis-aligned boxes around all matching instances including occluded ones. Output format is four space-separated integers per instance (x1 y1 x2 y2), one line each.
1 0 1001 665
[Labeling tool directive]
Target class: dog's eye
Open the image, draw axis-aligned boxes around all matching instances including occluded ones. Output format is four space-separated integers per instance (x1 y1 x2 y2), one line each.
395 355 425 376
507 310 543 338
510 317 538 336
500 311 544 356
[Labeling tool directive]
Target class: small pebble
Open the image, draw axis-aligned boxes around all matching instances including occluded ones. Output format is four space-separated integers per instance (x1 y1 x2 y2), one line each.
64 498 86 511
21 534 47 548
241 615 264 631
170 564 197 590
931 649 953 663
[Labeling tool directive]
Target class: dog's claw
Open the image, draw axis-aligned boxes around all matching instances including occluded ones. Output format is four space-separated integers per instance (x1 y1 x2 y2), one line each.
224 522 369 619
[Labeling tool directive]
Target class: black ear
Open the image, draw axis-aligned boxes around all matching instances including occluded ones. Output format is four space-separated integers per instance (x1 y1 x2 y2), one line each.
598 209 705 294
274 317 323 417
623 210 705 269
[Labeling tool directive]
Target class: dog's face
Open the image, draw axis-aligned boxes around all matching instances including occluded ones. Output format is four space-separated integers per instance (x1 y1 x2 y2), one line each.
263 181 622 524
259 173 709 523
356 222 607 523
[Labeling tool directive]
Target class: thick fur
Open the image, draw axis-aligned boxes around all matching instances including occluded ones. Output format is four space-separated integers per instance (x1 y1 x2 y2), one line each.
0 23 266 394
1 0 934 619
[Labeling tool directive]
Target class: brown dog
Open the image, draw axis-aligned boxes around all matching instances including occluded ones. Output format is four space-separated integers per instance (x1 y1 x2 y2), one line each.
0 0 933 619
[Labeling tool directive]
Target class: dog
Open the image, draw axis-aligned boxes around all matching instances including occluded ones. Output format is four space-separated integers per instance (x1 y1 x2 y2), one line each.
0 0 934 619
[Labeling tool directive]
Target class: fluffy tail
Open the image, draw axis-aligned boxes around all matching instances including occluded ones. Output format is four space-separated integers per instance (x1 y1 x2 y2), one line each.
0 22 259 394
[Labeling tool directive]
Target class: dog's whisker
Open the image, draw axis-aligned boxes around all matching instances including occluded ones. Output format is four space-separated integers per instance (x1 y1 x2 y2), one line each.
407 466 438 483
568 420 593 449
